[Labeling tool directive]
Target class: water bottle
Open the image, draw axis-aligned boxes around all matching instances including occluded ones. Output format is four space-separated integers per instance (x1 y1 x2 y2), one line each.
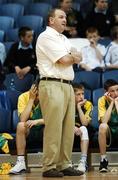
10 78 16 90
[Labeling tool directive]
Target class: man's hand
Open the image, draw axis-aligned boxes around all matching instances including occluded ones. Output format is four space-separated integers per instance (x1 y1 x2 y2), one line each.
25 120 38 128
70 47 82 64
29 84 38 101
74 126 82 136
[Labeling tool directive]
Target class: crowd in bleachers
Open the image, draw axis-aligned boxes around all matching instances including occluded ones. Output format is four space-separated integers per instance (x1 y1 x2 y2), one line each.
0 0 118 175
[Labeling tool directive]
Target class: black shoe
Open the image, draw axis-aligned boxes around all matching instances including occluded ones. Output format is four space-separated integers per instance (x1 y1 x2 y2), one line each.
42 168 64 177
99 159 108 173
61 167 84 176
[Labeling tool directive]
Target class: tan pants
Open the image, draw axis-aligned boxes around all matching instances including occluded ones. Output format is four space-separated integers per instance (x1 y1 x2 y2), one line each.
39 80 75 172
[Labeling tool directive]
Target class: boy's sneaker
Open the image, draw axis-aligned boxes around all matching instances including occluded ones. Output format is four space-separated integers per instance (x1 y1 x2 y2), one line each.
9 160 26 174
76 160 87 173
99 159 108 173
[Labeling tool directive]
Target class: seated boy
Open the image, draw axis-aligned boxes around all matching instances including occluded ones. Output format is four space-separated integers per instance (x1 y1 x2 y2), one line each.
73 83 93 172
9 79 44 174
80 27 106 72
98 79 118 172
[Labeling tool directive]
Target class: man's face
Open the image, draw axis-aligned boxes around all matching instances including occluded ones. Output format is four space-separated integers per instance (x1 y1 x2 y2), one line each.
75 89 84 103
49 9 67 33
21 30 33 45
60 0 72 12
95 0 108 11
107 85 118 99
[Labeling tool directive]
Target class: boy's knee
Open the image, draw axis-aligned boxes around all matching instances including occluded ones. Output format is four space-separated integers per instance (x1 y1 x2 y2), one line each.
17 122 26 133
99 123 108 134
80 126 89 140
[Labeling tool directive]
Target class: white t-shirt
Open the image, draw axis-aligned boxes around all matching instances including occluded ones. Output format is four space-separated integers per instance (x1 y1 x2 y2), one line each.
80 44 106 69
105 41 118 66
36 26 74 80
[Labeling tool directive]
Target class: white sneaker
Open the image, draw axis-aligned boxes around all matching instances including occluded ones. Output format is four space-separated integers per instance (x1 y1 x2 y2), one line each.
9 160 26 174
76 160 87 173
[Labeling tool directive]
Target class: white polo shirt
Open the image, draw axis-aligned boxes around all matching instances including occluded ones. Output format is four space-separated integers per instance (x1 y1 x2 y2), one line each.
36 26 74 80
105 41 118 66
80 44 106 69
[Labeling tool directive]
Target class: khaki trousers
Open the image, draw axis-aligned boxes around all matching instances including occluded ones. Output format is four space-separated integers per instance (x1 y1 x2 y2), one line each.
39 80 75 172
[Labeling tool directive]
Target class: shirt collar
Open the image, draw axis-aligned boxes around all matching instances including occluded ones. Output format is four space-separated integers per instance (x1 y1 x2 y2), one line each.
46 26 63 37
18 41 33 50
94 7 107 15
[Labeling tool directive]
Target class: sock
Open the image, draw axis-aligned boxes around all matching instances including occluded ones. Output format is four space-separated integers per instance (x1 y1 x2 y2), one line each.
101 155 107 161
17 155 25 162
80 154 87 162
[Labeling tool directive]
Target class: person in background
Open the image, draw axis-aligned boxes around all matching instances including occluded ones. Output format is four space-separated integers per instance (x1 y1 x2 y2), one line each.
59 0 84 38
104 25 118 69
0 42 6 65
79 27 106 72
98 79 118 172
0 42 6 89
9 79 44 174
4 26 38 79
73 83 93 172
36 8 83 178
85 0 115 37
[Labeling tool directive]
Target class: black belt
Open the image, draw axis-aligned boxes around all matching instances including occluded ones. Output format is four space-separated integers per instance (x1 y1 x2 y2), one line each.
41 77 71 84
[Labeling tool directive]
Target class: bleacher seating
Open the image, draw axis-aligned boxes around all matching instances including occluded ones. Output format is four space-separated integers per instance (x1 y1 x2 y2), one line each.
0 16 14 33
0 30 4 42
26 3 52 25
0 3 24 24
4 73 34 92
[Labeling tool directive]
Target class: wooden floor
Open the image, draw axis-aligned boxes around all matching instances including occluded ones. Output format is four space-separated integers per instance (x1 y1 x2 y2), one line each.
1 168 118 180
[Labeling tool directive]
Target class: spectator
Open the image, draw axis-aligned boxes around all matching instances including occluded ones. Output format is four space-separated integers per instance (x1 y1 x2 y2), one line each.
73 83 93 172
85 0 115 37
4 26 38 79
0 42 6 65
59 0 84 38
9 80 44 174
105 25 118 70
79 27 106 72
0 42 6 89
98 79 118 172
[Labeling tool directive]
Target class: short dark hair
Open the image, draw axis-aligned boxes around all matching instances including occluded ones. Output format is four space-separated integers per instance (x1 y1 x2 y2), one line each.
86 27 99 36
110 26 118 40
47 8 62 25
18 26 32 38
72 83 84 92
104 79 118 91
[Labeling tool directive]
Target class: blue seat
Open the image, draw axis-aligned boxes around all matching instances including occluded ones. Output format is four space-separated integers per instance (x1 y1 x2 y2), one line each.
17 15 44 36
12 109 19 132
0 4 24 23
4 73 34 92
0 16 14 33
0 0 7 4
6 90 21 111
0 90 11 110
0 108 11 133
26 3 52 25
84 89 91 101
73 71 101 90
39 0 59 8
8 0 33 10
6 28 19 42
102 70 118 87
0 30 4 42
3 41 14 54
92 88 104 106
